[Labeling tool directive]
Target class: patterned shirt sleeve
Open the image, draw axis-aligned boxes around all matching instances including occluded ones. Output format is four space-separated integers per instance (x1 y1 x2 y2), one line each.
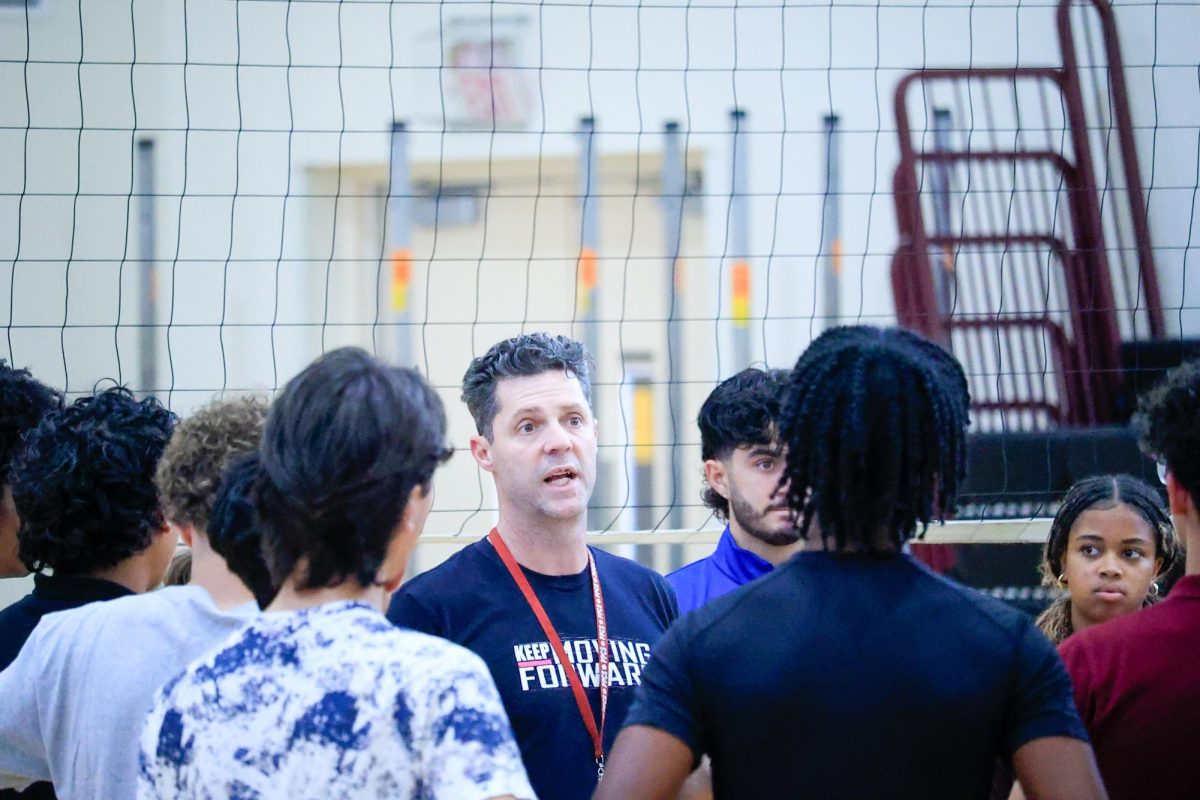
137 687 169 799
416 648 536 799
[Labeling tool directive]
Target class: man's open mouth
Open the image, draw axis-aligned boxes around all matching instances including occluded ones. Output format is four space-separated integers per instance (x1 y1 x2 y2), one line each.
544 467 578 486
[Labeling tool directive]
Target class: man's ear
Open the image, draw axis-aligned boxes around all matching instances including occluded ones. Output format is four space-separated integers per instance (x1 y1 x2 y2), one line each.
470 434 494 473
703 459 731 501
172 521 195 548
1166 471 1196 518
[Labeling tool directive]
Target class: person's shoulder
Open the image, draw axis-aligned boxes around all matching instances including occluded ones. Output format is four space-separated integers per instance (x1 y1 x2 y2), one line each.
666 555 712 585
900 555 1036 642
0 590 37 625
396 537 494 597
1059 602 1151 663
43 585 234 634
593 546 671 588
389 626 492 673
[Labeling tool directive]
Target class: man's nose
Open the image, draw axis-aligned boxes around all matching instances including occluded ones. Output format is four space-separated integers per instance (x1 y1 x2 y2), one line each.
543 421 571 452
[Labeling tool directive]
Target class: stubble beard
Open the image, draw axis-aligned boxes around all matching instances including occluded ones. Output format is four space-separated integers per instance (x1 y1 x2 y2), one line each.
729 490 803 547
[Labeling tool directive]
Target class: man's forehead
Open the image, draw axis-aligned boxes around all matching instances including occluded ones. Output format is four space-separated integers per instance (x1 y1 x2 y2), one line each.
493 370 590 415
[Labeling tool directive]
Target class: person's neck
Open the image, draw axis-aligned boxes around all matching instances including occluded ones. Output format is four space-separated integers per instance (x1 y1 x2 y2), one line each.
1065 600 1087 634
726 521 807 567
494 508 588 576
1181 518 1200 576
84 556 158 594
268 577 386 614
189 533 256 611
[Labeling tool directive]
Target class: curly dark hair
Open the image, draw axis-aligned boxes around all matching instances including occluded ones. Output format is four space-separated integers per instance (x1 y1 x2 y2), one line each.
1137 360 1200 507
778 326 970 553
1035 474 1178 644
698 367 790 518
156 395 268 530
11 386 177 574
209 452 276 609
0 360 62 487
256 348 453 591
462 332 592 438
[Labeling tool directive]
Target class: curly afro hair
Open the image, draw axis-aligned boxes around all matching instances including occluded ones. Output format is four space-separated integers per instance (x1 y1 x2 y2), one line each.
156 395 268 530
11 386 177 574
0 360 62 486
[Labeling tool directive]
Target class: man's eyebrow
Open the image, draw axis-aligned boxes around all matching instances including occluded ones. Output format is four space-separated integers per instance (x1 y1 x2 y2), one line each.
746 445 782 457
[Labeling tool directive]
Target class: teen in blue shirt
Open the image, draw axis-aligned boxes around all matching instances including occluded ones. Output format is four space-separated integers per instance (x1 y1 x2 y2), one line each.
667 368 805 615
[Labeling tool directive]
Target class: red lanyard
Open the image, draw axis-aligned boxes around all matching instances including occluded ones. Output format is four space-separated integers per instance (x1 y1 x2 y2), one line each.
488 528 609 781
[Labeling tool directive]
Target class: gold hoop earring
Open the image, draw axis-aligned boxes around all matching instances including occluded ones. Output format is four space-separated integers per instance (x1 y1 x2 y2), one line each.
1057 573 1068 588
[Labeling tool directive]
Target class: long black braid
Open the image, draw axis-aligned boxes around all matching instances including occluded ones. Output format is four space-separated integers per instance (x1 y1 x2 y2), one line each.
778 326 970 553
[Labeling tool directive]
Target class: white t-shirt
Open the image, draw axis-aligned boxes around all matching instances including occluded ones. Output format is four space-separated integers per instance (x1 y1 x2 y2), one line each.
138 601 535 800
0 585 257 799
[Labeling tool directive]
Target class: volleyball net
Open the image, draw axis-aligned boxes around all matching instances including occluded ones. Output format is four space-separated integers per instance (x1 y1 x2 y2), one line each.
1 0 1197 577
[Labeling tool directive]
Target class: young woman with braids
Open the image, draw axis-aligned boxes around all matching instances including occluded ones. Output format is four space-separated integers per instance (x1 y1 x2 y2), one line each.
1036 475 1178 644
597 325 1105 800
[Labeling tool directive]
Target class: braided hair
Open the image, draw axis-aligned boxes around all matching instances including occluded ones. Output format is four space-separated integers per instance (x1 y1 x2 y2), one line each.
1035 474 1177 644
778 326 970 553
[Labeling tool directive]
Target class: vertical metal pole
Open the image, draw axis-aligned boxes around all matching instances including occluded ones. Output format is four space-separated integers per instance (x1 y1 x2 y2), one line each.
136 139 157 396
662 122 686 531
821 114 841 329
578 116 600 356
577 116 605 530
930 108 955 320
388 120 412 366
729 109 751 371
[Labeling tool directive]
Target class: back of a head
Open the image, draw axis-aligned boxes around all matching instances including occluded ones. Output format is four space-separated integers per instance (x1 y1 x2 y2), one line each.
0 361 62 488
461 332 592 438
1137 360 1200 509
209 453 276 608
11 386 177 574
256 347 452 590
698 367 790 518
155 395 269 532
778 326 970 553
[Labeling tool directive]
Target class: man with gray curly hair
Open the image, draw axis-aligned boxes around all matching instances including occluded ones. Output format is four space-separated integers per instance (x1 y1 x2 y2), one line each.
389 332 679 800
0 395 268 800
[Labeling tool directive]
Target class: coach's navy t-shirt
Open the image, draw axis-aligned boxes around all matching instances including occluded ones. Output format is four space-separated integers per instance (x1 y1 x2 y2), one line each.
624 550 1088 799
387 538 679 800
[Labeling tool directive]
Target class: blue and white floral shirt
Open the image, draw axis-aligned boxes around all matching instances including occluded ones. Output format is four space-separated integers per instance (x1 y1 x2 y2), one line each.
139 601 535 800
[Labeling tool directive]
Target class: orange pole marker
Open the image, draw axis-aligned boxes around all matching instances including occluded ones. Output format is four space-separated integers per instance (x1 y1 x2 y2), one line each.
576 246 598 313
391 249 412 313
731 260 750 327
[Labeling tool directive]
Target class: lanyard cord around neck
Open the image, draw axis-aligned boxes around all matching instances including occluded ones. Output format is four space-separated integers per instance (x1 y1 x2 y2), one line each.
487 528 610 779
